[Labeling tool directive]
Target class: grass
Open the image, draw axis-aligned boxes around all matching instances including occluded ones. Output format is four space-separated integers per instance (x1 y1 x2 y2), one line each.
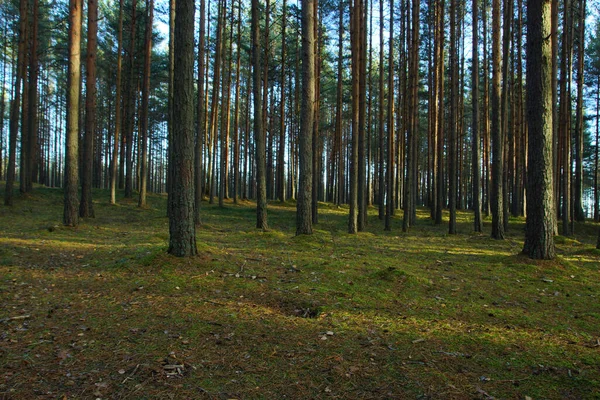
1 185 599 399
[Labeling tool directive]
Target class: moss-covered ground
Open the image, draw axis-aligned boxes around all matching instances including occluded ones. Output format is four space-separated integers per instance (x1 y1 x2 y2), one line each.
1 186 599 399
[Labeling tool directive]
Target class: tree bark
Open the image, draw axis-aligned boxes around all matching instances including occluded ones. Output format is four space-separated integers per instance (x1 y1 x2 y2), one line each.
194 0 205 222
64 0 82 226
4 0 28 206
80 0 97 217
472 0 482 232
573 0 586 222
523 0 555 259
252 0 268 230
110 0 124 205
138 0 153 208
297 0 315 235
384 0 394 231
168 0 197 256
491 0 505 239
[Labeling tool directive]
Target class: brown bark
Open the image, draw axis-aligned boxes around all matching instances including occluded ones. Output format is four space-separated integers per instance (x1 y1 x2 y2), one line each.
80 0 97 218
168 0 197 257
252 0 268 229
138 0 153 208
110 0 124 205
4 0 28 206
297 0 315 235
64 0 82 226
523 0 555 259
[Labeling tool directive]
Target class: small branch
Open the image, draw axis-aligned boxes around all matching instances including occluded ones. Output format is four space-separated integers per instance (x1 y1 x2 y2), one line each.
1 314 31 324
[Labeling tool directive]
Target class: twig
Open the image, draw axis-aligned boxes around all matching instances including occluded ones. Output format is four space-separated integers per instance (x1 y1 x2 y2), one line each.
1 314 31 324
121 363 140 384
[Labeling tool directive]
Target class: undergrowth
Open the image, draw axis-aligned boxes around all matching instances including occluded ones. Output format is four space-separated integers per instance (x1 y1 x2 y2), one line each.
1 186 599 399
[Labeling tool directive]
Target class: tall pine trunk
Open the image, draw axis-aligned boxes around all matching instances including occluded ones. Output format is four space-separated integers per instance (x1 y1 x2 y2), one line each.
80 0 98 217
297 0 315 235
64 0 82 226
168 0 197 256
138 0 153 208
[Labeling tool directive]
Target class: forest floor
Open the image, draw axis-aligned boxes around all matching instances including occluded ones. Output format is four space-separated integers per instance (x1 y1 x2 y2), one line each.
0 186 599 400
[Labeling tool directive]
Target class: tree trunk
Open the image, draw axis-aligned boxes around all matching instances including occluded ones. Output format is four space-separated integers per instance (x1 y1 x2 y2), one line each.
252 0 268 230
277 0 287 203
194 0 205 222
138 0 153 208
448 0 458 234
573 0 586 222
491 0 505 239
357 0 367 230
110 0 124 205
168 0 197 257
472 0 482 232
233 0 242 204
523 0 555 259
297 0 315 235
435 0 445 225
64 0 82 226
384 0 394 231
80 0 97 217
124 0 137 198
4 0 28 206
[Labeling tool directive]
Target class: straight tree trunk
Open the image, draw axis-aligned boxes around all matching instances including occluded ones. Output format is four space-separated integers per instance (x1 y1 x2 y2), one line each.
194 0 205 222
357 0 367 230
501 0 512 232
378 0 384 218
491 0 505 239
64 0 82 226
219 3 232 208
523 0 555 259
110 0 124 205
168 0 197 256
559 0 572 235
573 0 586 222
349 0 361 233
297 0 315 235
138 0 153 208
25 0 39 193
232 0 242 204
277 0 287 203
4 0 28 206
124 0 137 198
448 0 458 234
80 0 98 218
335 0 344 206
252 0 268 230
435 0 445 225
472 0 483 232
384 0 394 231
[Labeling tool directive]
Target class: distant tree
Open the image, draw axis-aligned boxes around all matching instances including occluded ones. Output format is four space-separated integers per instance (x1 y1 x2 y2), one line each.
168 0 197 256
64 0 82 226
297 0 315 235
523 0 555 259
